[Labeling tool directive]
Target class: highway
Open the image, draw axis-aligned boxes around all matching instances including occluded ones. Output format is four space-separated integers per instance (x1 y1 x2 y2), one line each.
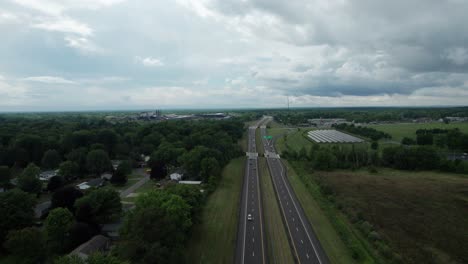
261 118 329 264
236 118 267 264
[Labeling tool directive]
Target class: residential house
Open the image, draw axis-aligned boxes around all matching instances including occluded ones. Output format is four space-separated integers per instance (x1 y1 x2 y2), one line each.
34 201 51 219
100 173 113 181
69 235 111 259
76 178 105 190
39 170 58 181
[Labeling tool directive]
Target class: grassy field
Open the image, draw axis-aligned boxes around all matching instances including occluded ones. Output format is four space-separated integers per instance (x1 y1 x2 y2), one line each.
285 160 362 264
275 128 312 154
184 157 245 264
368 122 468 142
266 120 285 128
266 127 297 139
314 168 468 264
258 158 295 263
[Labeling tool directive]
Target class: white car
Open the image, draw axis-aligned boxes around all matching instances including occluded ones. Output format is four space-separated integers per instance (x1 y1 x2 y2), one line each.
247 214 253 221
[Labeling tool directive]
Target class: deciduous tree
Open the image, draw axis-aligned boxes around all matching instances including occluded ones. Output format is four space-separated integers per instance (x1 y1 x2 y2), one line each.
111 160 132 185
59 160 79 182
4 227 47 263
0 165 10 189
45 207 74 253
0 190 36 243
17 163 42 195
86 149 111 175
75 188 122 225
117 191 191 263
52 186 83 212
42 149 61 169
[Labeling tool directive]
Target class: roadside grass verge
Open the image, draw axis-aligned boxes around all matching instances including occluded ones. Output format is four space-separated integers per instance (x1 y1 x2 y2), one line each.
289 161 378 264
239 130 248 152
184 157 245 264
259 157 295 263
267 120 285 128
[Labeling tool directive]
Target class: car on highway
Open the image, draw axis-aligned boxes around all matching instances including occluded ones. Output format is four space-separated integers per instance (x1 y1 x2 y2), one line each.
247 214 253 221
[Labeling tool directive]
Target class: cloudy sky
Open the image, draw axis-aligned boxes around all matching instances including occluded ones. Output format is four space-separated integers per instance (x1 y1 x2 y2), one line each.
1 0 467 111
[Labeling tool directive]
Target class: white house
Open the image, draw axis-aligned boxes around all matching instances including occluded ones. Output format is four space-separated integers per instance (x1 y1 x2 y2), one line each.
76 178 105 190
39 170 58 181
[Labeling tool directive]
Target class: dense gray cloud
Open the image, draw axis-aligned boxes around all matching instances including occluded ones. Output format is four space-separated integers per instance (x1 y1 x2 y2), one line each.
0 0 467 111
202 0 468 96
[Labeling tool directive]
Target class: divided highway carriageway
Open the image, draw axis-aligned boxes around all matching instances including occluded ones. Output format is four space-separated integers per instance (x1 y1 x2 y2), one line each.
260 118 329 264
236 117 268 264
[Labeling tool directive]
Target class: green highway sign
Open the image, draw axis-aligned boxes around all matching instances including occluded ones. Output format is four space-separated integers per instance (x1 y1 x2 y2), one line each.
263 135 273 139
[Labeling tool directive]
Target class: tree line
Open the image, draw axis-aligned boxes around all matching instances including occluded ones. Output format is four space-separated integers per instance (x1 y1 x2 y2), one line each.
401 128 468 151
333 123 392 141
272 107 468 124
283 142 468 174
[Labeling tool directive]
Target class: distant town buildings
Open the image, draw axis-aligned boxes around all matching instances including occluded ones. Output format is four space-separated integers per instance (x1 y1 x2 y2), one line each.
442 116 468 122
105 110 232 123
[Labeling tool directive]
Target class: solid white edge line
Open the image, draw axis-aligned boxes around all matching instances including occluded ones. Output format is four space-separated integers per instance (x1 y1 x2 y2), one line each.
279 161 323 264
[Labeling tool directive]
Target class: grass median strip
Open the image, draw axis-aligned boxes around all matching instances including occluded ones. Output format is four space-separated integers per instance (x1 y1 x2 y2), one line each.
259 157 295 264
256 128 264 155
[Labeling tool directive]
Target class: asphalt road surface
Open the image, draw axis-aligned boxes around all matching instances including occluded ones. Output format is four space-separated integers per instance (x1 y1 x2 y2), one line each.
236 118 268 264
261 120 329 264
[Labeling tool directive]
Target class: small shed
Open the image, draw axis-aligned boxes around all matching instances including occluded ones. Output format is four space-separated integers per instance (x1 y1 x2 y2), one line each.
69 235 111 259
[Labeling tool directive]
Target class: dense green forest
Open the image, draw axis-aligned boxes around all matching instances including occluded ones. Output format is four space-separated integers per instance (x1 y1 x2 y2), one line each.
0 115 248 263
